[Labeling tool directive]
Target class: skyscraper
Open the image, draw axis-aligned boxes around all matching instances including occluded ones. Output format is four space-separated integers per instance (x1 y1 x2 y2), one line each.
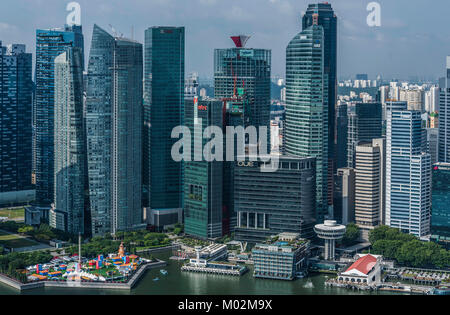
302 3 337 160
347 102 382 168
86 25 143 236
144 27 185 215
34 25 84 207
285 24 329 222
214 36 271 136
303 3 337 212
439 56 450 163
354 139 385 239
184 98 223 239
51 47 86 234
431 163 450 247
0 42 33 205
386 103 431 237
214 36 271 233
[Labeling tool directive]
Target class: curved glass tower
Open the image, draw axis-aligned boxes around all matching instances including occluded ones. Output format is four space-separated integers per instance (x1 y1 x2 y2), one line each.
86 25 143 236
285 25 328 223
52 47 85 234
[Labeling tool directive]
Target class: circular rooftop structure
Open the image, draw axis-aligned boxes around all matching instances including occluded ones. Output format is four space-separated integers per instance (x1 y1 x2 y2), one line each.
314 220 346 240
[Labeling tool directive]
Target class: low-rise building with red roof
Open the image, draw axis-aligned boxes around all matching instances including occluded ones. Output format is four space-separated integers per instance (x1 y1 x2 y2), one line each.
337 254 382 285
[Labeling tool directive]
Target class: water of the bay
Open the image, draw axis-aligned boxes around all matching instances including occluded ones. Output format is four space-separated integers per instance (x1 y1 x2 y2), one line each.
0 251 398 295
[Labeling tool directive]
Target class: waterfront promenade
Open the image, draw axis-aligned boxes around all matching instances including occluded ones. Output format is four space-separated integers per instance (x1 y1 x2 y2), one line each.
0 260 167 292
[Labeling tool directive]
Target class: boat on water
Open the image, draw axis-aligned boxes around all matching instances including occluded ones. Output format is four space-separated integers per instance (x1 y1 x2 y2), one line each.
153 277 160 281
160 269 168 275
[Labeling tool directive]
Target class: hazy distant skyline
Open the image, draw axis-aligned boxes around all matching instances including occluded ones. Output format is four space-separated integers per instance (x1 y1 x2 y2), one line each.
0 0 448 80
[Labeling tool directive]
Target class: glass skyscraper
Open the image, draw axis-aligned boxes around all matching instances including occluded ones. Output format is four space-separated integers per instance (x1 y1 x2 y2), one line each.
184 98 223 239
86 25 143 236
214 38 271 233
51 47 86 234
431 163 450 247
439 56 450 163
285 24 329 222
347 102 382 168
0 42 33 205
386 103 431 237
34 25 84 207
144 27 185 214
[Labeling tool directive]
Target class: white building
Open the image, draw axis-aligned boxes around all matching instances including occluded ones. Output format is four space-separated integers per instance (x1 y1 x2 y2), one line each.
338 254 382 285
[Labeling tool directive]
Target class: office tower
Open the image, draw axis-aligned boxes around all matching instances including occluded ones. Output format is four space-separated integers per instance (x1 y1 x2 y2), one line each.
334 168 355 225
86 25 143 236
347 102 382 168
185 72 199 99
355 139 385 239
51 48 85 234
144 27 184 215
431 163 450 247
234 156 316 243
34 25 84 207
0 42 33 206
214 36 271 142
184 98 223 239
439 57 450 163
336 102 348 170
302 2 337 163
426 128 439 165
386 104 431 237
303 3 337 212
214 36 271 234
285 24 328 222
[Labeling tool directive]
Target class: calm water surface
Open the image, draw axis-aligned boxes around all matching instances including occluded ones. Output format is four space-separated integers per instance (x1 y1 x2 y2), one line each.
0 251 394 295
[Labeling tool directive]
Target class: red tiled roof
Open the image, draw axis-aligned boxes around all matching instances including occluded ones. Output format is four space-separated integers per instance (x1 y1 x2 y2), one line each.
345 255 377 275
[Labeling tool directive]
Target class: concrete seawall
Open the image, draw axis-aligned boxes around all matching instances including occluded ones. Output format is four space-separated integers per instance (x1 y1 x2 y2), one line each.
0 260 167 292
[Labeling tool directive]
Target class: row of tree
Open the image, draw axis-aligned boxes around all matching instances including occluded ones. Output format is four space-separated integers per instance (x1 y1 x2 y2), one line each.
0 251 53 283
369 226 450 269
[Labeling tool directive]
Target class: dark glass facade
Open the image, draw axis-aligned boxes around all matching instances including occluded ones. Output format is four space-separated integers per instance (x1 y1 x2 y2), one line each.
184 98 223 239
86 25 143 236
144 27 185 212
0 43 33 199
303 3 337 161
234 156 316 243
347 102 382 168
431 163 450 246
34 25 84 207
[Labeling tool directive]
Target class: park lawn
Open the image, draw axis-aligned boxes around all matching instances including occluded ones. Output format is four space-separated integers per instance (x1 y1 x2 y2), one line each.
0 230 38 248
0 207 25 220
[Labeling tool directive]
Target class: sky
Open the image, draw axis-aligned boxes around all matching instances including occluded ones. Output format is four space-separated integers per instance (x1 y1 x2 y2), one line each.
0 0 449 81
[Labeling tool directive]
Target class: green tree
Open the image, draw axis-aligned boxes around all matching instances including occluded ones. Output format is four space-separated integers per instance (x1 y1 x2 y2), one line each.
341 223 360 246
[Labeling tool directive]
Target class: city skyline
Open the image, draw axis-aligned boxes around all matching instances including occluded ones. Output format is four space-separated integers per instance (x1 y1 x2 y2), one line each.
0 0 449 80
